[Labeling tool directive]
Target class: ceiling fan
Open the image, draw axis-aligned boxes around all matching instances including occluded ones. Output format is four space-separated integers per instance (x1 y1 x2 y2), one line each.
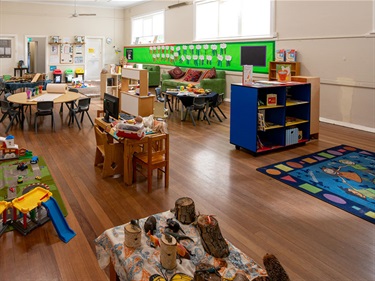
71 0 96 17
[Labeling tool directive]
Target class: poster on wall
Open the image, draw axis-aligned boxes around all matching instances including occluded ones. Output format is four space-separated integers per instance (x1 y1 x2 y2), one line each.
0 39 11 58
126 49 133 60
124 41 275 73
60 43 73 64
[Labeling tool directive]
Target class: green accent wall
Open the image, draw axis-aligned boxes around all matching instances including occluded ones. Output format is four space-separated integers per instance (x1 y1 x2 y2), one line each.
124 41 275 74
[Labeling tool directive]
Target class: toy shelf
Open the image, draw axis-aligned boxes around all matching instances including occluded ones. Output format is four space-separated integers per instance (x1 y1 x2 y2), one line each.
230 82 311 154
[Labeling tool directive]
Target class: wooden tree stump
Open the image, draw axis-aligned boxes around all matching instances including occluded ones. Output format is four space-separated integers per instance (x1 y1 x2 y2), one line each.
160 234 177 270
124 223 141 248
174 197 196 224
196 214 229 258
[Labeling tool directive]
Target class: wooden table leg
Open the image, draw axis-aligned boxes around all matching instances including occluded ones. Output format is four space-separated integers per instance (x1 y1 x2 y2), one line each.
123 139 133 185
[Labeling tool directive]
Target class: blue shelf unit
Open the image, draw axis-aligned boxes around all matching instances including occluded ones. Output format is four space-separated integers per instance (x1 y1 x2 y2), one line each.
230 82 311 154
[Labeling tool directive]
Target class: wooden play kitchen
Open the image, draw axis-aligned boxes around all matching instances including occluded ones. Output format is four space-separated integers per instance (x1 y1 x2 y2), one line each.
119 68 155 117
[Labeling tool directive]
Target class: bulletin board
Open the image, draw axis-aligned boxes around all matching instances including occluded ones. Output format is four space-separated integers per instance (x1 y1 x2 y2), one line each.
74 44 84 64
124 41 275 73
60 43 73 64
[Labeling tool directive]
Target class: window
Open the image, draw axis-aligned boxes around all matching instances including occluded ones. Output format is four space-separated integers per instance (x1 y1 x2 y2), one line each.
195 0 274 41
131 11 164 44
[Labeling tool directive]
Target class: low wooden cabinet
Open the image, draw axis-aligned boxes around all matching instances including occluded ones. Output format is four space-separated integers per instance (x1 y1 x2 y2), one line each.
268 61 300 81
120 68 154 117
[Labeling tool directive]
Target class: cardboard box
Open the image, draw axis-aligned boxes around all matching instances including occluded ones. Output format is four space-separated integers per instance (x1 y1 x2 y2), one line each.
275 49 285 61
286 49 297 62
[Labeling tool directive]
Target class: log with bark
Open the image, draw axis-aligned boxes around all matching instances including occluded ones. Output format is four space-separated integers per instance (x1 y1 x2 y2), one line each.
174 197 196 224
196 214 229 258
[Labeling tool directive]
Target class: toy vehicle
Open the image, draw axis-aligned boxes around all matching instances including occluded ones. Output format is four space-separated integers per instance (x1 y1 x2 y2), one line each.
17 176 23 183
17 162 27 171
35 176 41 180
30 156 39 164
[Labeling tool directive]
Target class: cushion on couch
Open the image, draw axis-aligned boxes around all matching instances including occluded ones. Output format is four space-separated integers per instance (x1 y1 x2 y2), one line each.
202 67 217 79
168 67 185 79
183 69 203 82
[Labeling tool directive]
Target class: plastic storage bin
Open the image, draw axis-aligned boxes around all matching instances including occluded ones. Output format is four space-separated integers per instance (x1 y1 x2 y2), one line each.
65 69 74 83
75 68 84 81
53 69 62 83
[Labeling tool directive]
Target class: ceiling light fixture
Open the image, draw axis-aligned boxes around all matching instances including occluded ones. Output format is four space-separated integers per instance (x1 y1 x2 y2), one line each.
167 1 191 9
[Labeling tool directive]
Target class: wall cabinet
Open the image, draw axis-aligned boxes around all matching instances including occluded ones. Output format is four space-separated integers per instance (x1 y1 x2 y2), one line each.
120 68 154 117
268 61 300 81
230 82 311 154
100 73 120 99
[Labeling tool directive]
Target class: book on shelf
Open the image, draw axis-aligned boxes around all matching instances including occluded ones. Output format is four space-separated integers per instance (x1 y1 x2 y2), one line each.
285 49 297 62
275 49 285 61
258 109 266 131
276 64 291 82
242 65 253 86
266 93 277 106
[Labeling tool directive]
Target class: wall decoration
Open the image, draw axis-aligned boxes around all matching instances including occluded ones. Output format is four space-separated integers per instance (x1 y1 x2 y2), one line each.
60 43 73 64
124 41 275 73
74 36 85 44
0 39 11 58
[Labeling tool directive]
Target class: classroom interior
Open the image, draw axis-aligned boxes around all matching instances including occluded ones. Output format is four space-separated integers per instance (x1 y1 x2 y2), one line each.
0 1 374 280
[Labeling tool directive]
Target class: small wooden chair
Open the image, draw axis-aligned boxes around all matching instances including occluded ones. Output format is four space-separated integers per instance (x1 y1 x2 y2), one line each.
94 125 124 178
132 134 169 192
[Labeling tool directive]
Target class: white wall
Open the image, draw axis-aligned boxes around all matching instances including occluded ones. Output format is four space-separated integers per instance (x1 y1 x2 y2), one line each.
0 0 374 131
0 2 125 79
123 0 375 132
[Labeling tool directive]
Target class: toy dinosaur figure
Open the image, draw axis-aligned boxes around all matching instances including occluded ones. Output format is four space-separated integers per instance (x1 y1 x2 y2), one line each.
144 215 157 235
166 218 186 234
130 219 141 231
147 230 160 248
176 242 192 260
164 230 194 243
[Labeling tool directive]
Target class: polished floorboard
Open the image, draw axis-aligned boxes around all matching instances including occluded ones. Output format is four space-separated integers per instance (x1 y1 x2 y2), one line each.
0 96 374 281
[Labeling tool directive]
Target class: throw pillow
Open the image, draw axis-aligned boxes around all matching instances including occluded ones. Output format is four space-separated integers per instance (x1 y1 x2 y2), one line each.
183 69 203 82
202 67 217 79
168 67 185 79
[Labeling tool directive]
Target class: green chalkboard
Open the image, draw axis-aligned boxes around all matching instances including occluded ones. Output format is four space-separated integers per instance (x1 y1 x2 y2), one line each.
124 41 275 74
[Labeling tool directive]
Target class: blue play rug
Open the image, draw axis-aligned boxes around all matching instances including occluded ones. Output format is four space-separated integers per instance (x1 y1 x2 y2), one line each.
257 145 375 224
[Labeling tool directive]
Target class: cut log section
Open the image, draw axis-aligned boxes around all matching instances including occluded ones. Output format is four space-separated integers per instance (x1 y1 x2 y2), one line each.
196 214 229 258
174 197 196 224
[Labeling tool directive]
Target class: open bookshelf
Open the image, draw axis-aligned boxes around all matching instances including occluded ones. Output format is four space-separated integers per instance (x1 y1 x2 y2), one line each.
230 82 311 154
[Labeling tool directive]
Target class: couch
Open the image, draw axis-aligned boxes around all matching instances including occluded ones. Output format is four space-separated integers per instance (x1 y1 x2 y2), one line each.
161 67 226 96
134 64 160 87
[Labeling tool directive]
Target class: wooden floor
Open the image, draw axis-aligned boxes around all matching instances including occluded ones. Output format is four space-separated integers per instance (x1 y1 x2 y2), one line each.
0 97 374 281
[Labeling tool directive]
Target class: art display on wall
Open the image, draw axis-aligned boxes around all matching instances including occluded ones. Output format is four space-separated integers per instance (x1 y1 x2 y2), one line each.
124 41 275 73
0 39 12 58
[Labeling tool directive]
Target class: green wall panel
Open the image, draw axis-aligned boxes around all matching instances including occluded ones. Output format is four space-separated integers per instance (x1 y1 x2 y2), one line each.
124 41 275 74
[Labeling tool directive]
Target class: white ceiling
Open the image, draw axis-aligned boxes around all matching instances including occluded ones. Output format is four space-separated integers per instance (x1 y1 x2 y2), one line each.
1 0 151 8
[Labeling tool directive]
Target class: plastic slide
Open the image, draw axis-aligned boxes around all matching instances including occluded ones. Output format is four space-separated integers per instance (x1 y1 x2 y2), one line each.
42 197 76 243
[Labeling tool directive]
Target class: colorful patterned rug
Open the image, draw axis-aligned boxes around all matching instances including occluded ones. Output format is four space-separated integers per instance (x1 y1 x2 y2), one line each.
0 156 67 232
257 145 375 224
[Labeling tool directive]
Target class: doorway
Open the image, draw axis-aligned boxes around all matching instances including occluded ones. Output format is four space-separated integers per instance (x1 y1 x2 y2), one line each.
27 37 46 74
85 37 103 81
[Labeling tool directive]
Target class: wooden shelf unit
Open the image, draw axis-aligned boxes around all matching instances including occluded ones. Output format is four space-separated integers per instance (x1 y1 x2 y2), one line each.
268 61 301 81
120 68 154 117
230 82 311 154
100 73 121 99
291 76 320 139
